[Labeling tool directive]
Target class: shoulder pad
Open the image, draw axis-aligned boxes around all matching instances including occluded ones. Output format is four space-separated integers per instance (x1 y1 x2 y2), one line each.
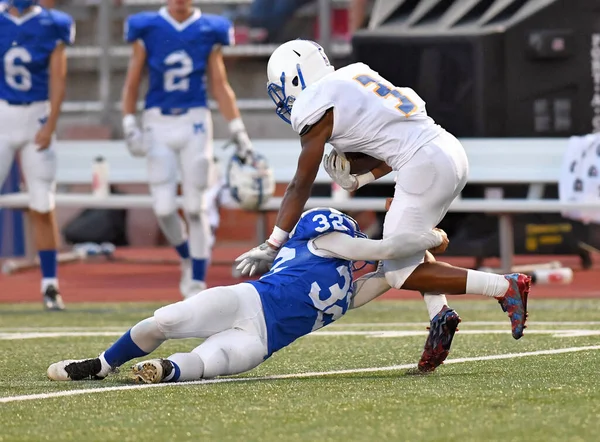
202 14 234 46
48 9 75 45
291 81 334 134
124 12 157 43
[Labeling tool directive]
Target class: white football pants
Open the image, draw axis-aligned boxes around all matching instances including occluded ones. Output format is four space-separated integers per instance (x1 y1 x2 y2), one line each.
382 129 469 288
153 283 269 379
0 100 56 213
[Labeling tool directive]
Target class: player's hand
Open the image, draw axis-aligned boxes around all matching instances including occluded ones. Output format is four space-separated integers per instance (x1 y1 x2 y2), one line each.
428 228 449 254
235 241 279 277
323 151 358 191
231 129 253 163
35 124 54 151
122 115 147 157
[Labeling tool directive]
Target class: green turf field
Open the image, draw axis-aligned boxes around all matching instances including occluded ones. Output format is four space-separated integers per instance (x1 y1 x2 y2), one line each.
1 298 600 442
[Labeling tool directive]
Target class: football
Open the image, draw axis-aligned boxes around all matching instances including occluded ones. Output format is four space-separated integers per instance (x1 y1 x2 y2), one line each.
344 152 383 175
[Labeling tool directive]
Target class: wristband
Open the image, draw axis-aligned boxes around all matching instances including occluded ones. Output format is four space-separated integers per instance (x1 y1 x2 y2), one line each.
355 171 375 189
228 117 246 135
268 226 289 248
122 114 136 130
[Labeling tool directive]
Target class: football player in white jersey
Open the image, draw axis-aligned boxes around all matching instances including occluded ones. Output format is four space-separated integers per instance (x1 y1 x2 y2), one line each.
121 0 254 299
236 39 531 371
0 0 74 310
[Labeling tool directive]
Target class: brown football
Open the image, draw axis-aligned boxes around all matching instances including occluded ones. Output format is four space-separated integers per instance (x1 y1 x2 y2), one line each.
344 152 383 175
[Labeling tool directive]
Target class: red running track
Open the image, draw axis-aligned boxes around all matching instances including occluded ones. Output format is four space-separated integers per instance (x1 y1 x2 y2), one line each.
0 247 599 303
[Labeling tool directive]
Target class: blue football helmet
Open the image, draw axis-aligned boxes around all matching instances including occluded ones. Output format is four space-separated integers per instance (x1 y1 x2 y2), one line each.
8 0 39 13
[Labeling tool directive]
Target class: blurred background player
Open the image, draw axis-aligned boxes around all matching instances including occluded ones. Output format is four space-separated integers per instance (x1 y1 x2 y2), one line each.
0 0 74 310
121 0 254 299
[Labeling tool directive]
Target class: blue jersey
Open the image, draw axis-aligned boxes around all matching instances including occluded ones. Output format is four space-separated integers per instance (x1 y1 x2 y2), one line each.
0 5 74 103
250 209 363 357
125 7 233 112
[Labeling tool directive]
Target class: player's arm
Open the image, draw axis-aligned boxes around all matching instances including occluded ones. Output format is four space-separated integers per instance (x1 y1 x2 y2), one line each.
121 41 146 156
121 41 145 117
311 229 446 261
207 47 252 159
268 110 334 247
35 43 67 150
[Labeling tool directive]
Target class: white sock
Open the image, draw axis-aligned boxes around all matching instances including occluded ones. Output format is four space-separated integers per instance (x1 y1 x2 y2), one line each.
167 352 205 382
423 293 448 320
98 352 112 377
41 278 58 293
466 270 509 297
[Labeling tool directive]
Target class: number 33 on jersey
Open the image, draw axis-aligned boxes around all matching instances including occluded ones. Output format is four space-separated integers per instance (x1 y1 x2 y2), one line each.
124 7 234 111
0 4 75 102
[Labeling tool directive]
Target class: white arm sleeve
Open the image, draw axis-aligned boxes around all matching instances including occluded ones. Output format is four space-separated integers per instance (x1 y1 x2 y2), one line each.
310 230 443 261
349 266 391 309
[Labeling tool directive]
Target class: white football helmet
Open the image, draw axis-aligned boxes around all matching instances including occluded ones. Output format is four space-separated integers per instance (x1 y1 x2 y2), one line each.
227 153 276 211
267 39 335 124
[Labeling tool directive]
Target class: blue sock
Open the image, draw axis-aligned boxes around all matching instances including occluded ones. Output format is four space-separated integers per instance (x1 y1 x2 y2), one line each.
167 360 181 382
103 330 148 367
38 249 57 279
192 258 207 282
174 241 190 260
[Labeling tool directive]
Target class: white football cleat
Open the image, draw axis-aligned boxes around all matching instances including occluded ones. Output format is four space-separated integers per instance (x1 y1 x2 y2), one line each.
47 358 108 381
132 359 173 384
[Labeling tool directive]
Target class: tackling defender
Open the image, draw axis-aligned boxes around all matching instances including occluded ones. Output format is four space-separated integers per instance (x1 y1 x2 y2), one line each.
48 204 525 382
0 0 74 310
121 0 254 298
236 39 530 370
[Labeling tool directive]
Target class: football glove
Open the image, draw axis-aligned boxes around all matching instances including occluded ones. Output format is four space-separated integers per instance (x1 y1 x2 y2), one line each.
122 115 147 158
235 241 279 277
323 151 358 192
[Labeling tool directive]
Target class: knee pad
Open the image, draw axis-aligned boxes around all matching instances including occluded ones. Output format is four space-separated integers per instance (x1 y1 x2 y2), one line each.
150 183 178 217
154 302 193 336
193 346 229 380
183 193 208 219
28 181 56 213
383 259 422 290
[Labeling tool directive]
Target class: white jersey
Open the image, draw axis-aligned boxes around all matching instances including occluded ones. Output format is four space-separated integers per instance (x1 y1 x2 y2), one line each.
290 62 443 170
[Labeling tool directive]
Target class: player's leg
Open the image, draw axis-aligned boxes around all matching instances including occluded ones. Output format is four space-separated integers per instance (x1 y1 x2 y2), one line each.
47 283 267 381
382 134 528 370
132 283 268 383
133 329 268 383
20 138 63 310
178 110 214 296
145 125 192 298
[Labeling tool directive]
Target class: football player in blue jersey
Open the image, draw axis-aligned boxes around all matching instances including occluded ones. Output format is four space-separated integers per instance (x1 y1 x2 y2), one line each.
47 206 447 382
121 0 254 299
0 0 74 310
48 196 527 381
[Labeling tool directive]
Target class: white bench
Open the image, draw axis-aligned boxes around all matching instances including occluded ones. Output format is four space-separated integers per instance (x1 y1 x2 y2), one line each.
0 138 588 271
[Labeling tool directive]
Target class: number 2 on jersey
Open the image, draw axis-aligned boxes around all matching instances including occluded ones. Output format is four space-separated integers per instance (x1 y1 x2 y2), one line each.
353 74 417 117
4 47 32 92
163 50 193 92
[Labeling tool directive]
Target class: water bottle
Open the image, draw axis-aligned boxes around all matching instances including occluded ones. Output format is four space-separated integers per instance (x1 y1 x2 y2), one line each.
92 156 109 198
531 267 573 285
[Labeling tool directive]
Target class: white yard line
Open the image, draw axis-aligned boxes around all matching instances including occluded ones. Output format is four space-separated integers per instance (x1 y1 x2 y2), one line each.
2 321 600 333
3 329 600 340
1 345 599 404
